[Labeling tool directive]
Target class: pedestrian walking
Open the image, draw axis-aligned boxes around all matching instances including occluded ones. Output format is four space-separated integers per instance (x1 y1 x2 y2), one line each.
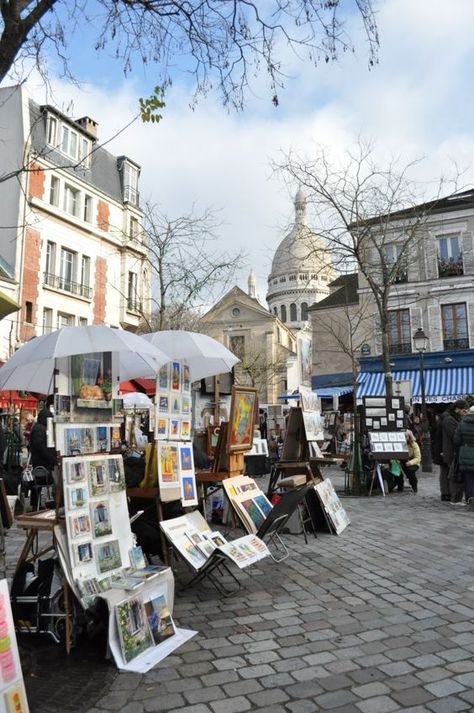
438 399 468 504
453 405 474 506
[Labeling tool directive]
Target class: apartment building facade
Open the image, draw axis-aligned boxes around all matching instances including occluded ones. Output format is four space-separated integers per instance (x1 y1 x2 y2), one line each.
0 85 150 362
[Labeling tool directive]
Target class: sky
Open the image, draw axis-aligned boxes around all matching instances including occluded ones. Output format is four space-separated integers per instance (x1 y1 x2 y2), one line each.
10 0 474 304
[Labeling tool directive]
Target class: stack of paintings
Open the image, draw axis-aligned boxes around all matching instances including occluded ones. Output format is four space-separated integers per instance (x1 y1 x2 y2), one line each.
313 479 350 535
116 592 176 663
222 476 273 534
160 510 270 572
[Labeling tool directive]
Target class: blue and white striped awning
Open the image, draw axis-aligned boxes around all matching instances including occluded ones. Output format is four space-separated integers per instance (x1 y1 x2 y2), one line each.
357 367 474 403
315 385 353 398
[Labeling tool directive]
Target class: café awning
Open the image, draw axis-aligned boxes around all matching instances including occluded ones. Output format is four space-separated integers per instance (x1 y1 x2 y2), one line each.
357 367 474 403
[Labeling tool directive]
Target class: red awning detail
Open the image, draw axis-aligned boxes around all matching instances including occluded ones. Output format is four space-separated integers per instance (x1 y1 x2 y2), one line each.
0 391 39 409
119 379 155 396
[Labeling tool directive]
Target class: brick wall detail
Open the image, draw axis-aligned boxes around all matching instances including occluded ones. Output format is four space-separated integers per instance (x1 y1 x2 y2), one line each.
28 162 45 200
20 228 41 342
93 257 107 324
97 200 110 232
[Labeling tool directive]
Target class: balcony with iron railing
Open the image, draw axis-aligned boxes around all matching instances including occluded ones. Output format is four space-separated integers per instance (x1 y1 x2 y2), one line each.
388 341 412 355
44 272 92 299
438 252 464 277
123 185 140 207
443 337 469 351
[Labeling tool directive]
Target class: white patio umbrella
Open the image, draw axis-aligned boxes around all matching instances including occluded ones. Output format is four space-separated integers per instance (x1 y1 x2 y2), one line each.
122 392 153 408
0 325 170 393
143 330 240 381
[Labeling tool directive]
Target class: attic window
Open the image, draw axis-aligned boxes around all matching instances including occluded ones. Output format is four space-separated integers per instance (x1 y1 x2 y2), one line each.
232 307 240 317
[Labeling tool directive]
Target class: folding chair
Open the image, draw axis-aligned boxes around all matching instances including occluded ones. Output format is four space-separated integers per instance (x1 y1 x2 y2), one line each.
256 483 314 562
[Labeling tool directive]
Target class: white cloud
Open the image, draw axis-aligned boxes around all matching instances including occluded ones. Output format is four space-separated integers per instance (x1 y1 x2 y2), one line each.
23 0 474 301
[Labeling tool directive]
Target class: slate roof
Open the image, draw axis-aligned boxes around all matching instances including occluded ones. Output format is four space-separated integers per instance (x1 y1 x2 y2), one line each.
309 273 359 311
29 99 134 205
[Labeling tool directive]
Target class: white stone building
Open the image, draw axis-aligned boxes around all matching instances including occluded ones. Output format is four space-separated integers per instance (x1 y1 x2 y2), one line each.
266 190 336 330
0 85 150 362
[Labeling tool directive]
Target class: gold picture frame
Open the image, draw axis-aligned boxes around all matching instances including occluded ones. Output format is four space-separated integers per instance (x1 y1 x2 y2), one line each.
227 386 258 453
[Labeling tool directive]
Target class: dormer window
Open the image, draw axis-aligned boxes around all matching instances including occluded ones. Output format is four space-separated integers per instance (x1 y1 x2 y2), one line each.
48 116 58 146
46 113 91 167
122 162 140 206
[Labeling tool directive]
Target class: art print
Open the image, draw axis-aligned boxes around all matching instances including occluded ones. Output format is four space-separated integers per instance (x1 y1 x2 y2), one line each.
180 474 198 507
180 419 191 440
96 425 110 452
144 595 175 645
169 418 180 439
155 417 168 440
54 394 71 423
95 539 122 573
179 444 193 472
297 333 312 388
69 512 92 539
182 363 191 392
110 425 122 453
170 396 180 415
171 361 181 391
90 500 113 538
228 386 257 453
88 460 108 496
157 364 170 391
157 443 180 487
206 531 227 547
112 398 125 419
69 485 88 509
63 427 85 456
74 541 93 565
158 395 170 414
181 395 191 415
116 596 153 663
253 494 273 518
107 457 125 492
65 459 87 484
240 498 265 529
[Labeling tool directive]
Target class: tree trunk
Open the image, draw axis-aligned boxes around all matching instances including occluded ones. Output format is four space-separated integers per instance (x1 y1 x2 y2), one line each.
380 316 393 398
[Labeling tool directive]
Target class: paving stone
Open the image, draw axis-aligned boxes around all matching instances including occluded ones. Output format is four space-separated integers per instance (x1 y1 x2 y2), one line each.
352 682 391 698
315 689 358 709
355 695 400 712
391 687 434 706
425 679 466 697
209 697 252 713
426 697 471 712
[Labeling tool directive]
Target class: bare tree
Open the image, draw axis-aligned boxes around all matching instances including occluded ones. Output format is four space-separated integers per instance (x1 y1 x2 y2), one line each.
233 342 289 403
137 202 243 332
1 1 378 109
276 141 458 396
312 274 373 490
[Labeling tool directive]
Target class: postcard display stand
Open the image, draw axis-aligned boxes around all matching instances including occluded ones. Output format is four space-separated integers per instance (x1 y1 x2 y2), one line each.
362 396 408 496
53 353 194 672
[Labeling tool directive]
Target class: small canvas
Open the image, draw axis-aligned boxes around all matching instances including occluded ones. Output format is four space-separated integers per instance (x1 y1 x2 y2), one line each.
90 500 113 538
181 395 191 416
182 363 191 393
96 425 110 452
54 394 71 423
110 425 122 453
69 512 92 539
180 474 198 507
169 418 180 439
69 485 88 509
170 396 180 415
95 539 122 573
157 394 170 415
179 444 194 473
115 596 154 663
107 457 125 492
144 594 176 645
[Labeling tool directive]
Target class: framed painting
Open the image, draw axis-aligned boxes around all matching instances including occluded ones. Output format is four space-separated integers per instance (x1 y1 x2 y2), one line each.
227 386 258 453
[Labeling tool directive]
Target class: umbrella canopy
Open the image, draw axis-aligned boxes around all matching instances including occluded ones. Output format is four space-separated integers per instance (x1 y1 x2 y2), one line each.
143 330 239 381
0 325 170 393
122 392 153 408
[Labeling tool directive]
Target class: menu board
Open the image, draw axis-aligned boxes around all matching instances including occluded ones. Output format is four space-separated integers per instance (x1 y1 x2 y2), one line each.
0 579 29 712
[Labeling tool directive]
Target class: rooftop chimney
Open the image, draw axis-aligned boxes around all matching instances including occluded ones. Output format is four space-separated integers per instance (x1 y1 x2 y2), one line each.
75 116 98 140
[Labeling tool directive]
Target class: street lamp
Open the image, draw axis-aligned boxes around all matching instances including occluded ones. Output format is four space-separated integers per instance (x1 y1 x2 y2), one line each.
413 327 433 472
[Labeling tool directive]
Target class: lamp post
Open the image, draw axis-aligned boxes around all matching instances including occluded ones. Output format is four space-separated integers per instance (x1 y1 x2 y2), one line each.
413 327 433 472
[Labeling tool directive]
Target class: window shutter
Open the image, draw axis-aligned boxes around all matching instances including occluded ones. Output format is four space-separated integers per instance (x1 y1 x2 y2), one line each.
467 303 474 349
425 236 438 280
462 233 474 275
427 304 443 351
409 306 422 344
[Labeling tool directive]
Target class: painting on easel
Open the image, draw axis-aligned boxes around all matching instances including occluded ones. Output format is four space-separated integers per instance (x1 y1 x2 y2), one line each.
227 386 258 453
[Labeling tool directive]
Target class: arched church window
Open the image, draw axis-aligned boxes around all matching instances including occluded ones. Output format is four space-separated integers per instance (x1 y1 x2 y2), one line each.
290 303 297 322
273 306 278 316
301 302 308 321
281 305 287 323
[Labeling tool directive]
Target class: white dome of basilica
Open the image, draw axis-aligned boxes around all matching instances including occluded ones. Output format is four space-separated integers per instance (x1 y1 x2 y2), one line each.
267 190 335 330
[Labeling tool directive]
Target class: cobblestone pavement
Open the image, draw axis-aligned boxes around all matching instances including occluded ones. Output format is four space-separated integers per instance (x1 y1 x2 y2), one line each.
9 467 474 712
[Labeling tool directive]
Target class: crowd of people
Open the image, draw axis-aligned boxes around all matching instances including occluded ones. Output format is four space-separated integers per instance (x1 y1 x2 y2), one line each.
433 398 474 506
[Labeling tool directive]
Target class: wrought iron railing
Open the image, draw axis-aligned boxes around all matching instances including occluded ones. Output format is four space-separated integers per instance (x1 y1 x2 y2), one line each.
438 253 464 277
44 272 92 299
443 337 469 351
388 342 412 355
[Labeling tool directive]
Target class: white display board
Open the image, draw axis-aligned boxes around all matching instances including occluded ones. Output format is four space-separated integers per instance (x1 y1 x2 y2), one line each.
0 579 30 713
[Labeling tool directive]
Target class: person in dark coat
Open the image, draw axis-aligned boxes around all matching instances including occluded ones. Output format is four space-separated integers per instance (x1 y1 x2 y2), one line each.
439 399 468 504
454 406 474 505
28 409 56 509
